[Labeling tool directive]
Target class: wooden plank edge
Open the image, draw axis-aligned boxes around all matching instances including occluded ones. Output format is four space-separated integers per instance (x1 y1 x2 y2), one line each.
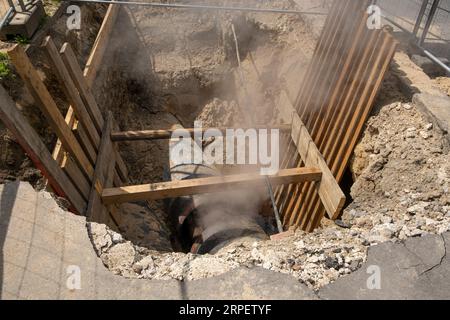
102 168 322 205
291 112 346 220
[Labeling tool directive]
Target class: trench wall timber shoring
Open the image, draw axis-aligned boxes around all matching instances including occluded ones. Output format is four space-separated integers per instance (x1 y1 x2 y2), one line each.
276 0 397 232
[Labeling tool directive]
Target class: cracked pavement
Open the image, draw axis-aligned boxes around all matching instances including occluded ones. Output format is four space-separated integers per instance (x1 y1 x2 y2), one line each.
1 181 449 300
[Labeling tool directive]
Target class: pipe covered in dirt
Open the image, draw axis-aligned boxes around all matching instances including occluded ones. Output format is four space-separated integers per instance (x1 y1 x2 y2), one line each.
166 125 268 254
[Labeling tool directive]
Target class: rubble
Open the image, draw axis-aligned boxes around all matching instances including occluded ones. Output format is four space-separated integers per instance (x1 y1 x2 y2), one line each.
89 98 450 290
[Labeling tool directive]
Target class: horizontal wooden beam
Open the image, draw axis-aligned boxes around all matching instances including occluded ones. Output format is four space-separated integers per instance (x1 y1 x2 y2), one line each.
111 125 292 142
102 167 322 205
291 112 346 220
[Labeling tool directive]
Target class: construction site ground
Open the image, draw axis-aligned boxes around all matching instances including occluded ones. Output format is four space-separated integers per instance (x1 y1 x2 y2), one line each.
0 1 449 299
0 181 449 299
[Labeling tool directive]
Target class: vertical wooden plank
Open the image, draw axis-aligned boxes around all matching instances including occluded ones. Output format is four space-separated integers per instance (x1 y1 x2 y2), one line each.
60 43 129 183
86 112 116 223
51 4 124 183
276 0 397 231
296 16 378 230
282 0 356 227
60 42 104 132
42 36 101 149
291 113 346 219
84 5 120 86
52 107 75 163
0 85 86 214
72 121 97 165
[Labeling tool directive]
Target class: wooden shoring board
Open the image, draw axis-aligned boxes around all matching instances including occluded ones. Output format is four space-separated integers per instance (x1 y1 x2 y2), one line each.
291 113 345 219
307 18 395 230
299 34 396 231
295 6 382 230
59 42 129 183
297 29 385 230
292 8 373 228
284 0 359 226
0 85 86 214
274 0 341 205
52 108 75 164
101 168 323 205
276 0 354 226
86 112 117 224
43 36 101 151
84 5 120 85
275 0 348 209
306 35 397 231
275 0 397 231
72 121 98 164
72 120 122 188
61 155 91 201
51 4 126 184
8 45 95 181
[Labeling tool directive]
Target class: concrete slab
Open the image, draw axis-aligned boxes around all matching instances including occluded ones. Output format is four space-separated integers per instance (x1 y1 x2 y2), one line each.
392 51 450 143
319 234 450 300
413 93 450 136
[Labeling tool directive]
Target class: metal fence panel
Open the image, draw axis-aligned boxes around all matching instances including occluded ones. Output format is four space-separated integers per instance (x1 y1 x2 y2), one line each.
379 0 450 59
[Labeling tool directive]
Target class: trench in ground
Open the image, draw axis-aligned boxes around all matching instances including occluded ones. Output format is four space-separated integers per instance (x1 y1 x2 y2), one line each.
95 7 367 255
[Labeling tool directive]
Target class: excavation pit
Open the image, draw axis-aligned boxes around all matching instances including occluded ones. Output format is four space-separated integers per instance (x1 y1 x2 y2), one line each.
1 0 449 291
83 4 449 288
89 6 317 255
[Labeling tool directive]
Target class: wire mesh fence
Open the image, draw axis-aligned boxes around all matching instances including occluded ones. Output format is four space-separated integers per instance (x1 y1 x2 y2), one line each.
378 0 450 59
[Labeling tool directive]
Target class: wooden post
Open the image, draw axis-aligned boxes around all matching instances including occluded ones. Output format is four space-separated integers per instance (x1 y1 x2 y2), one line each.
111 125 292 142
42 37 101 149
60 42 129 183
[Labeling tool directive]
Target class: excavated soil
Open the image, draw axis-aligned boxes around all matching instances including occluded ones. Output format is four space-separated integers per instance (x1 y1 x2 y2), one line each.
433 77 450 97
